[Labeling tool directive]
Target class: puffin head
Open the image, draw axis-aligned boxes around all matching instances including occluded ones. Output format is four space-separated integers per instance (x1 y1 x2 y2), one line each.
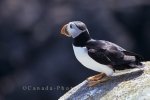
61 21 88 38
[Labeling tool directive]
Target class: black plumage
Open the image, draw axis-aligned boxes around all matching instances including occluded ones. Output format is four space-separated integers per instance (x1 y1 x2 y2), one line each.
73 31 91 47
73 31 144 70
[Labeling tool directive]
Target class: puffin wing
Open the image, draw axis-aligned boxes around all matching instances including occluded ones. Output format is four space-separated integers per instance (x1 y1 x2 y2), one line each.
86 40 143 68
105 40 144 62
87 48 112 65
86 40 124 65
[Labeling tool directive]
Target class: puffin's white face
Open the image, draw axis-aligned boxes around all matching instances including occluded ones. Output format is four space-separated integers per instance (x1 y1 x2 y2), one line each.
61 21 87 38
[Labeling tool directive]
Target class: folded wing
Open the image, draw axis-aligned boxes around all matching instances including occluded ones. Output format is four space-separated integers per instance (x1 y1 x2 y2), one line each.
86 40 144 70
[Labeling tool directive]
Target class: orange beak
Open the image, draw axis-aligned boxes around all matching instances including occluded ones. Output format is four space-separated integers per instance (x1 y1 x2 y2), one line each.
60 24 71 37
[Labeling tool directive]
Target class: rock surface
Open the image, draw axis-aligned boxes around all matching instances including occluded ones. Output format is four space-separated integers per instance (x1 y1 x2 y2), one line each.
59 62 150 100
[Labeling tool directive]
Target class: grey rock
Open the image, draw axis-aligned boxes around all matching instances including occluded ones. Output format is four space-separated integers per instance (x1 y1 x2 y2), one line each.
59 62 150 100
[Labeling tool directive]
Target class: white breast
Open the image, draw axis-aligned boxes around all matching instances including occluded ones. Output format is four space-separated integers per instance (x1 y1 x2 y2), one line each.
73 45 114 76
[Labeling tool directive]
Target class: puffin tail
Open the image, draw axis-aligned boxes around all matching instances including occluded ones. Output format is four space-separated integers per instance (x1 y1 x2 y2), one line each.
129 62 145 68
123 50 145 68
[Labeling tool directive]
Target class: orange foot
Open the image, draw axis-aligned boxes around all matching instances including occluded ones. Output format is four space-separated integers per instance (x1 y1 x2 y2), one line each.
87 73 110 87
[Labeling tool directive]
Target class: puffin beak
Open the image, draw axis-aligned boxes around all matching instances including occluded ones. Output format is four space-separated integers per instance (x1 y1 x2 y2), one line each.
60 24 71 37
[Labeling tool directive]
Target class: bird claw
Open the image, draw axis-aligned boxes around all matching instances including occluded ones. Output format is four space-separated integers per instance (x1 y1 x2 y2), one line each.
87 73 110 87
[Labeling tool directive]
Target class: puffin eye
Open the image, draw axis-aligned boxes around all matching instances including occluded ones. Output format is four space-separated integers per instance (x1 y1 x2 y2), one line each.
70 24 73 28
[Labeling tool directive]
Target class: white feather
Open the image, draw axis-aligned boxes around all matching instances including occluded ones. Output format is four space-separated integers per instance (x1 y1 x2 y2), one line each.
73 45 114 76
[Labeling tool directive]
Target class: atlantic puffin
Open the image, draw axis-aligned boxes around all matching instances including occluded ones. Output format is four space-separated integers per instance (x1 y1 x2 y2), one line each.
60 21 144 86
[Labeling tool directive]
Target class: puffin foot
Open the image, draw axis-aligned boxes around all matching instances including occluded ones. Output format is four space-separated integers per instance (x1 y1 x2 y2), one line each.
87 73 110 87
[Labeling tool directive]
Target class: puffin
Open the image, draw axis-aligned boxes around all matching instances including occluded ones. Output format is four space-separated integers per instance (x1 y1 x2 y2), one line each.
60 21 144 86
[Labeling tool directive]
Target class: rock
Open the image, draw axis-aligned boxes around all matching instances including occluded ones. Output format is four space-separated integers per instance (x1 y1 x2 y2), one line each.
59 62 150 100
